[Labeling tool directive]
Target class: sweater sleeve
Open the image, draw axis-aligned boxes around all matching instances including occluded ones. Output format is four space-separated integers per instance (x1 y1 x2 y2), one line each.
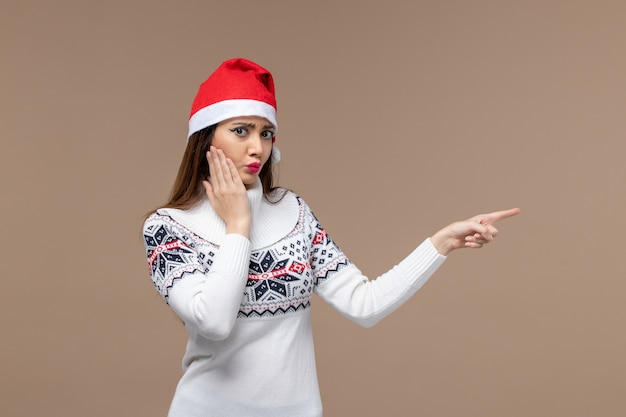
315 238 446 327
306 207 447 328
143 213 251 340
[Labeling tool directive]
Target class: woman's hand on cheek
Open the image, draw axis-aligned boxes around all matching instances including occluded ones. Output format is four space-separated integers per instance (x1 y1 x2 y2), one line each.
202 146 252 237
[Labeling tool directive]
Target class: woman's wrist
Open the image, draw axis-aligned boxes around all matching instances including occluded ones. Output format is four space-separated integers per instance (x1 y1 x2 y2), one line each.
226 219 251 238
430 229 453 256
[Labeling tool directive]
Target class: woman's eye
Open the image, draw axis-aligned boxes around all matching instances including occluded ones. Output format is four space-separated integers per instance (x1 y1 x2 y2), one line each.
261 130 275 140
231 127 246 136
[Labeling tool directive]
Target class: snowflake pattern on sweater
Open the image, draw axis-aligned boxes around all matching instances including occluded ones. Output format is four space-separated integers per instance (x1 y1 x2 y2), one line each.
143 196 351 317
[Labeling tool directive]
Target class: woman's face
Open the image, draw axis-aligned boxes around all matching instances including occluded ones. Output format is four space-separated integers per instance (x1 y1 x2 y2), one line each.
211 116 275 187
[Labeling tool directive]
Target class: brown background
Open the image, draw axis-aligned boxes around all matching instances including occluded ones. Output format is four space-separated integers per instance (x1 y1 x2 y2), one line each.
2 1 625 416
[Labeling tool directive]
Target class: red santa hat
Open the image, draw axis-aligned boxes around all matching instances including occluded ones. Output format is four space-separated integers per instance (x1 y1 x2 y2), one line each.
188 58 279 161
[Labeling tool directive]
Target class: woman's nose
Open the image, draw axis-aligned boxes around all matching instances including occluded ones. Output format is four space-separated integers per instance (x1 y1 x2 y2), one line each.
248 134 263 154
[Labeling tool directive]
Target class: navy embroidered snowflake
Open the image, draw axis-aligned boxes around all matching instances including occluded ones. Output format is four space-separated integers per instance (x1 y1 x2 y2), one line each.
143 216 210 301
240 239 315 317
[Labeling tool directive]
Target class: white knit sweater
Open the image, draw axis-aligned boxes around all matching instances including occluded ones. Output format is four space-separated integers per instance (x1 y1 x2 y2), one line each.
142 179 446 417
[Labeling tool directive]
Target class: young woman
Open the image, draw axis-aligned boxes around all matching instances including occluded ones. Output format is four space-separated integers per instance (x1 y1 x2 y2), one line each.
143 58 519 417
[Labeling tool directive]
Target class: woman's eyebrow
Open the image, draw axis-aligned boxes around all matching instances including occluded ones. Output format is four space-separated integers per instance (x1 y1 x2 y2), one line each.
231 122 256 127
231 121 275 130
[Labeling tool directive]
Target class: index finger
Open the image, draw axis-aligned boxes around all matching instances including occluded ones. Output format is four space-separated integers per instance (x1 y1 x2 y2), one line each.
481 208 521 224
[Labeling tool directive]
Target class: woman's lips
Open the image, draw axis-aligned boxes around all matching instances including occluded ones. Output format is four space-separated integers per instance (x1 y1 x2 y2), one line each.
247 162 261 173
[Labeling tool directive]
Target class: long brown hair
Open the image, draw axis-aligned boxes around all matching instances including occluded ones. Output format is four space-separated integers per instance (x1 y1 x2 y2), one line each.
157 124 284 213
